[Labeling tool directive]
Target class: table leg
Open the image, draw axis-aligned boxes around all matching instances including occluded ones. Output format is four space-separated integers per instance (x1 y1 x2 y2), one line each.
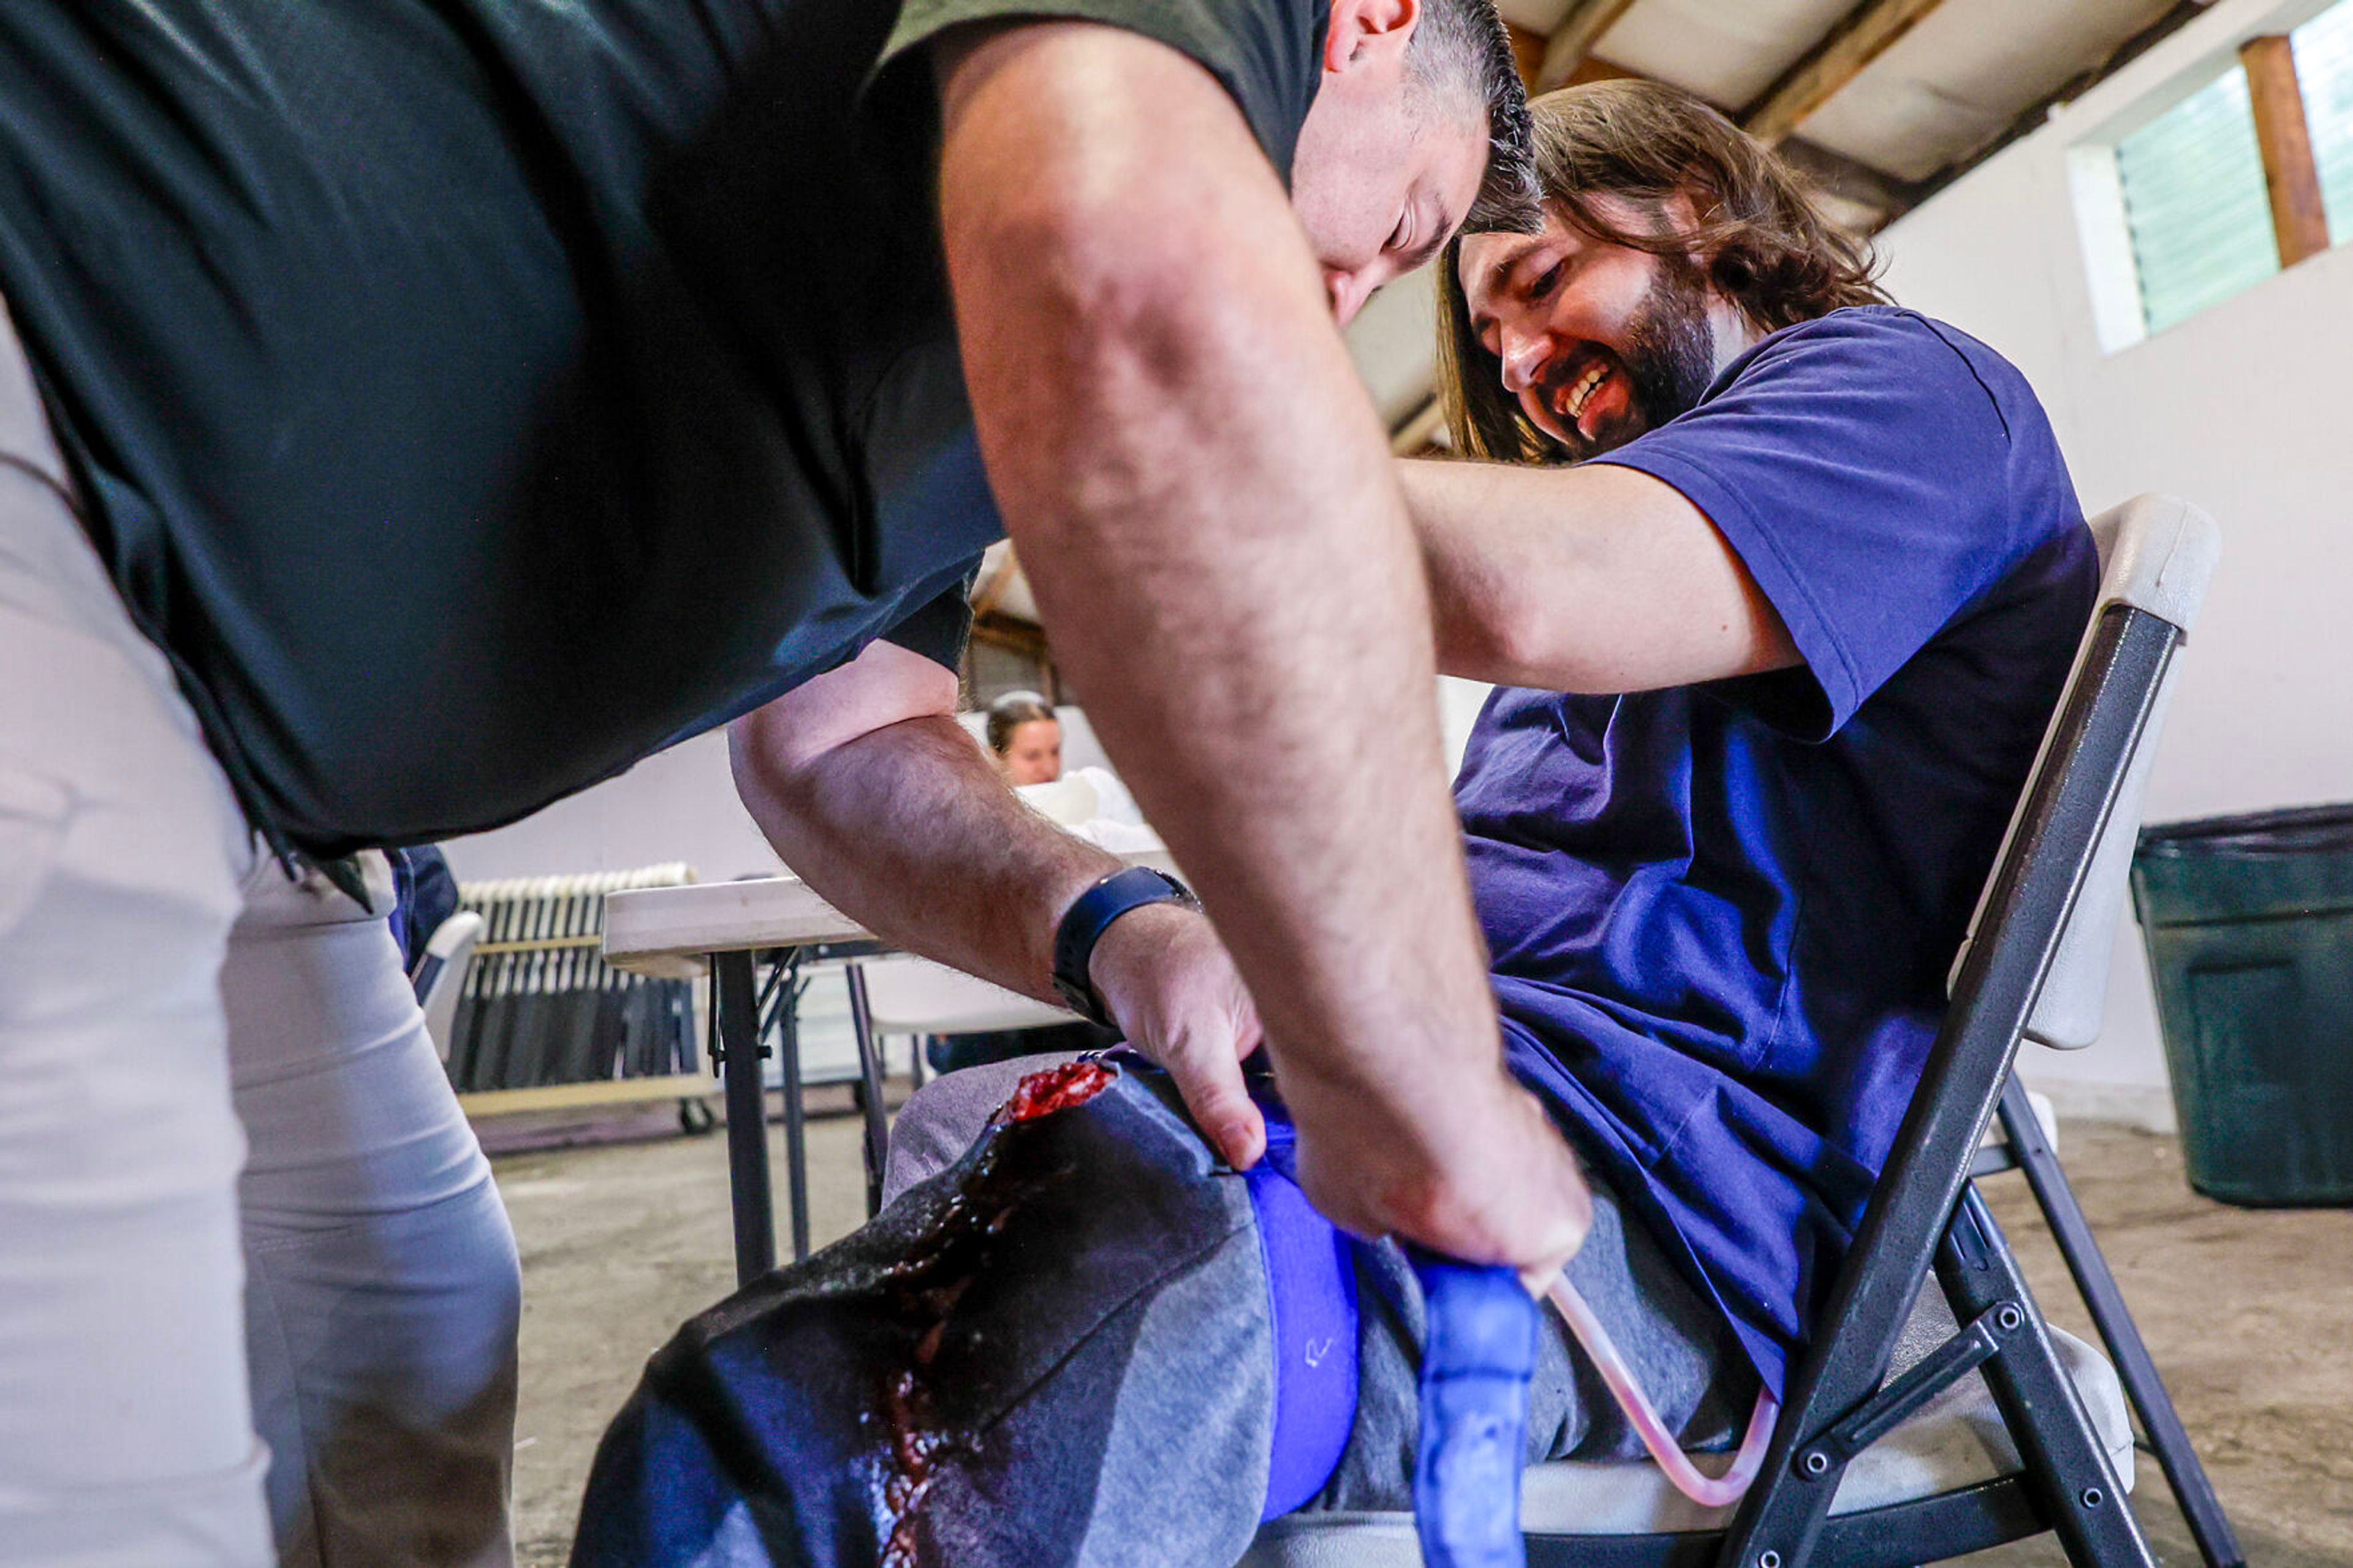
774 952 813 1261
842 962 890 1217
713 949 775 1286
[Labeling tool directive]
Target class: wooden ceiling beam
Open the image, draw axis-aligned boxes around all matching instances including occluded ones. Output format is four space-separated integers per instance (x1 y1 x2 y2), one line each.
1507 22 1546 89
1492 37 1908 232
1740 0 1950 147
1531 0 1642 92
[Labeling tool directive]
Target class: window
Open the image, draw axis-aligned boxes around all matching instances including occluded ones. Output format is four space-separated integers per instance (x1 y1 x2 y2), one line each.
2297 0 2353 236
2114 69 2278 334
2091 0 2353 341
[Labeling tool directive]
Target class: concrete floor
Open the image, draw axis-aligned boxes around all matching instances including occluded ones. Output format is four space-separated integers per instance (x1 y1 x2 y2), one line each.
497 1098 2352 1567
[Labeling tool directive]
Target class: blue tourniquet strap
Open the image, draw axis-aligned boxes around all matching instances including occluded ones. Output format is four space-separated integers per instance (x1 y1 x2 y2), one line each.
1407 1250 1536 1568
1247 1112 1361 1521
1143 1058 1537 1553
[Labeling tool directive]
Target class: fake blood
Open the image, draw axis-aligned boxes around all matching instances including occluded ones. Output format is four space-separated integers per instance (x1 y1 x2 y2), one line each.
993 1058 1116 1124
871 1057 1118 1566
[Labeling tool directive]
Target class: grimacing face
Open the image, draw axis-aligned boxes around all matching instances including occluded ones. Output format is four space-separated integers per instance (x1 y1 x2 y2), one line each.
1287 0 1491 325
1458 199 1726 460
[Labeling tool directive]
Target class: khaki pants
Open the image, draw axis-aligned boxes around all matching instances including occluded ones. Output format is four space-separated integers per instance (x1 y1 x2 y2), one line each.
0 300 519 1567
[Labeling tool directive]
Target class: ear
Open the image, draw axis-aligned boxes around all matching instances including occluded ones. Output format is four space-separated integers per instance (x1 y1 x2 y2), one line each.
1321 0 1422 75
1659 186 1716 266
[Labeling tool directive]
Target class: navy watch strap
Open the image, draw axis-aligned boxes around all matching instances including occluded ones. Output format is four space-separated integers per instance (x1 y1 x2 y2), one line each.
1051 866 1195 1029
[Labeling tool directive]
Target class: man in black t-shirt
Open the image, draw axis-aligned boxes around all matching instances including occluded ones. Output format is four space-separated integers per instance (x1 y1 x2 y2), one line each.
0 0 1593 1562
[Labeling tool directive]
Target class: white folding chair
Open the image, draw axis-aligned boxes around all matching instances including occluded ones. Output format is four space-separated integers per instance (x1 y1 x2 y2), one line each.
1243 494 2224 1568
410 909 486 1065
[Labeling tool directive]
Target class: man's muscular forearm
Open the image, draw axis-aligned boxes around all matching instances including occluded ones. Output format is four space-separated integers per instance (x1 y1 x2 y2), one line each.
730 646 1113 1004
934 22 1587 1271
731 641 1274 1165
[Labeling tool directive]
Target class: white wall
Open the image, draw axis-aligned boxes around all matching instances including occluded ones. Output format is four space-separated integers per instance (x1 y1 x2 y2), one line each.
447 684 1487 887
1874 0 2353 1118
441 729 783 884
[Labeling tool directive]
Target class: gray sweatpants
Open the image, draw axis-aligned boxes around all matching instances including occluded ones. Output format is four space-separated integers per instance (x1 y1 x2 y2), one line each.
0 295 518 1567
883 1054 1756 1546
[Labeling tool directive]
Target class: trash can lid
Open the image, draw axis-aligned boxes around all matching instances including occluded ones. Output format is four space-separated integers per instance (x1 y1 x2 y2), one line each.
2138 802 2353 858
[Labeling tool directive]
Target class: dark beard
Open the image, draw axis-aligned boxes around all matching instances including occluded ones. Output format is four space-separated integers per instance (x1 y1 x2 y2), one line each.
1555 260 1718 461
1621 259 1718 439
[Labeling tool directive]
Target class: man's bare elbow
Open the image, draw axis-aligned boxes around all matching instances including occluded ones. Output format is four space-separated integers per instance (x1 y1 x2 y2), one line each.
728 709 810 828
1452 586 1580 690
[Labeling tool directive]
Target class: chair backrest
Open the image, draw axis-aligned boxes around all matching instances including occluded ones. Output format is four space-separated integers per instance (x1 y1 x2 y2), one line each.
414 910 487 1064
1721 494 2219 1565
1949 494 2221 1048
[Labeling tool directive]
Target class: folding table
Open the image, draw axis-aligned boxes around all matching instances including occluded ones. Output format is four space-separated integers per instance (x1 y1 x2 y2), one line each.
601 852 1179 1284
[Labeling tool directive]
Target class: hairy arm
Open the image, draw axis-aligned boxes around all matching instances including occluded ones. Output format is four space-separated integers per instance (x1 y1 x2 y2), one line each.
1401 457 1800 691
932 21 1587 1274
732 640 1268 1163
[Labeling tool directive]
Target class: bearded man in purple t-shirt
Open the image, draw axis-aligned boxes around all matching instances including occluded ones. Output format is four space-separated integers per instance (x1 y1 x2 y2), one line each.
1414 78 2097 1401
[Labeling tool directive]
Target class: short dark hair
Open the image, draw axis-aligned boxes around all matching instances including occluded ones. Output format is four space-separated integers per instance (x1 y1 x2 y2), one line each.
1408 0 1537 235
985 690 1056 754
1437 80 1892 462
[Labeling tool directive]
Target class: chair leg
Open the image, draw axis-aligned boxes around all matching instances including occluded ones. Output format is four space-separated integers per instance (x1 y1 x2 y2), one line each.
714 949 776 1287
842 963 890 1219
1996 1077 2246 1568
763 951 814 1262
1939 1186 2156 1568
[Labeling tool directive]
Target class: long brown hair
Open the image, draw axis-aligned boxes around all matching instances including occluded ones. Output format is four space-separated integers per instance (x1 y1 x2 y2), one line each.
1436 79 1891 462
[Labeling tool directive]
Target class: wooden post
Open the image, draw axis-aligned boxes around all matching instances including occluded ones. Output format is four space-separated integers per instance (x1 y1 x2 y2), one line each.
2240 34 2332 268
1534 0 1640 93
1506 23 1545 91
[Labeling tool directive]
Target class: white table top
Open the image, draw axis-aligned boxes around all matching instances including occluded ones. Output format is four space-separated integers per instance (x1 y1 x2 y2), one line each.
602 848 1180 978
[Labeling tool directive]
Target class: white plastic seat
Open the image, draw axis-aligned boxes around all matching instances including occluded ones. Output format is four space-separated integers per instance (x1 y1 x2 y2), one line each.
854 953 1077 1037
1240 1300 2131 1566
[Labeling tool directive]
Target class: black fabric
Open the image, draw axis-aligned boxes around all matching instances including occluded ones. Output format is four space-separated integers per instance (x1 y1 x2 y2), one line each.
0 0 1322 854
879 0 1325 182
569 1070 1259 1568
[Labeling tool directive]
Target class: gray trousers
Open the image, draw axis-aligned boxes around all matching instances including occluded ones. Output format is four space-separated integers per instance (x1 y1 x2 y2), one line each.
0 295 517 1567
882 1055 1755 1554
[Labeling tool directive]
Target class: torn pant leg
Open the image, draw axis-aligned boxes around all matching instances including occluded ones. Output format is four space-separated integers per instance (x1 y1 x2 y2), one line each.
884 1055 1760 1498
879 1052 1082 1207
574 1065 1276 1568
574 1058 1754 1568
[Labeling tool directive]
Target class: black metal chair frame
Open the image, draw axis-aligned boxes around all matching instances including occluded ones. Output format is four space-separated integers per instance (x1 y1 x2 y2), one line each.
1973 1074 2245 1567
1502 596 2212 1568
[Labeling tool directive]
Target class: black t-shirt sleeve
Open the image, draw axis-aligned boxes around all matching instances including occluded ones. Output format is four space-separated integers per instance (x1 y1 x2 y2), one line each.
874 0 1325 180
876 577 979 673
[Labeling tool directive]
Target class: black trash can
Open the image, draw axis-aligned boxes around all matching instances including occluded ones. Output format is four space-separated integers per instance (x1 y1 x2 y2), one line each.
2131 804 2353 1206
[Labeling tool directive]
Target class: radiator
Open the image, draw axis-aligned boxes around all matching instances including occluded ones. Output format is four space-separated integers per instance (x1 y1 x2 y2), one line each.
445 864 700 1093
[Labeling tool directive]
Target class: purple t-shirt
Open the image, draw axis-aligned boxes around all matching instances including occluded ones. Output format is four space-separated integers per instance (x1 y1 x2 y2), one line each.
1457 307 2097 1395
